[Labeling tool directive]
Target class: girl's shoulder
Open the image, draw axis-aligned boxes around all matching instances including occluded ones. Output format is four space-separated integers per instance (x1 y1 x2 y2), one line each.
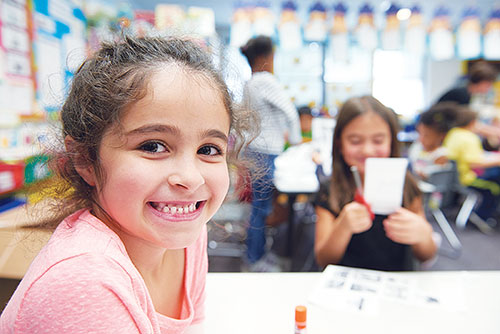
1 244 147 333
4 251 152 333
21 209 139 294
313 180 339 216
47 209 129 261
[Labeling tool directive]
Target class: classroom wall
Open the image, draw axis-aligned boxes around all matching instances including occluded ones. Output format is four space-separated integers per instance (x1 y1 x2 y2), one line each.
134 0 498 30
424 58 463 107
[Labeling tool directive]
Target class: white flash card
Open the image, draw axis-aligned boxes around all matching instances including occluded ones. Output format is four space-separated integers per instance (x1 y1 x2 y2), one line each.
364 158 408 215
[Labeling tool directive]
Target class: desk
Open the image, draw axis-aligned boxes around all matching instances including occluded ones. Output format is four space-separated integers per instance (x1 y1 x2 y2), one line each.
274 143 321 261
206 270 500 334
278 191 315 259
0 204 52 279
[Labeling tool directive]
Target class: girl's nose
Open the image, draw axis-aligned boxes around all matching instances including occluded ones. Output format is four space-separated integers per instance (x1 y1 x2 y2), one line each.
167 159 205 191
362 142 376 156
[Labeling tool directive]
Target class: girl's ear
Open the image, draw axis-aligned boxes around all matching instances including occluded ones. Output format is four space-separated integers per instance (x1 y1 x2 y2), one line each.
64 135 96 186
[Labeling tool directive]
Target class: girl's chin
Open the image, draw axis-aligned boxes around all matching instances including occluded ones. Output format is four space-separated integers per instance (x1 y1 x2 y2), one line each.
160 230 203 249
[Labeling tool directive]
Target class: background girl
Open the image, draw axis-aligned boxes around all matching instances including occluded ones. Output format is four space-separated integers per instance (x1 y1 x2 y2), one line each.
0 36 254 333
314 95 437 271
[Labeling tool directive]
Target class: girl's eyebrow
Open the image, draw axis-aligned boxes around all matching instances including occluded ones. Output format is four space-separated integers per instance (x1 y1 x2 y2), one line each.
125 124 228 142
125 124 180 136
200 129 229 143
372 133 388 138
346 132 387 137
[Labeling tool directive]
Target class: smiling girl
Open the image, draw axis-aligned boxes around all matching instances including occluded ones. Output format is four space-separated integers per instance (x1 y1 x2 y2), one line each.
313 96 437 271
0 36 254 333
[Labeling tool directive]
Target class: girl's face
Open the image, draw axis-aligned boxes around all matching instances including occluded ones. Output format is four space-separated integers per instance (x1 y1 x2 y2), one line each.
340 111 392 176
417 123 444 152
85 66 230 250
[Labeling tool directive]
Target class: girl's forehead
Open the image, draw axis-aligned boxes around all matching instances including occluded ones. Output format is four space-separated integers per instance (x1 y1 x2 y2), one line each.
149 66 228 109
417 123 434 130
347 111 388 128
117 66 230 130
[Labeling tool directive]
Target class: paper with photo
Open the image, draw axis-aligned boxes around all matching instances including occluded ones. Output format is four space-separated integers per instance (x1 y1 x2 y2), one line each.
308 265 466 315
308 265 380 315
363 158 408 215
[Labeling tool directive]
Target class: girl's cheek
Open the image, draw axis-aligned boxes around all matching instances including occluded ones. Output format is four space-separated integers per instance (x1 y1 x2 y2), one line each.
378 144 392 157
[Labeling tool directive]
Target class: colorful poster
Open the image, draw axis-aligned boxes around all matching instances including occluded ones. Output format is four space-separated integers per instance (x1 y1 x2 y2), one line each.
252 1 274 37
155 4 185 34
329 2 349 62
0 0 35 121
304 1 327 42
132 10 155 37
32 0 87 113
186 7 216 38
484 8 500 60
229 2 252 48
278 0 302 50
404 5 426 55
428 6 454 60
457 7 481 59
355 3 377 51
382 3 401 50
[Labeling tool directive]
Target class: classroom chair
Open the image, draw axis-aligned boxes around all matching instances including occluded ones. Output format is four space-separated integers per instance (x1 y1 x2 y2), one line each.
418 161 467 258
436 161 496 232
419 160 499 256
207 201 249 258
207 172 251 263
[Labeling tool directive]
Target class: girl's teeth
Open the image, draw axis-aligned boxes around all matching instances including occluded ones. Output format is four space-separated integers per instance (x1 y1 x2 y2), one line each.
154 203 198 214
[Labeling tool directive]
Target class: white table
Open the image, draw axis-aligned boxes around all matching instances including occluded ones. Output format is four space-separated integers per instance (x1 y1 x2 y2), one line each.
206 270 500 334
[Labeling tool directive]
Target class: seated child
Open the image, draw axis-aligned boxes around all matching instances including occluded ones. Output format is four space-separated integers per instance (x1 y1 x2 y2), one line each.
284 105 314 150
408 103 458 180
298 106 313 142
313 95 437 271
443 107 500 222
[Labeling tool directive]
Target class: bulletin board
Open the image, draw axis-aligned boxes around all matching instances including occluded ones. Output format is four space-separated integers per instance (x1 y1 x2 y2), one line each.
31 0 86 115
0 0 35 126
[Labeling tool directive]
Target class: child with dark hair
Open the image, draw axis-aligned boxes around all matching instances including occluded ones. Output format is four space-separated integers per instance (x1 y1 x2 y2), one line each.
443 106 500 223
298 105 313 142
314 95 437 271
0 36 256 333
408 102 459 180
437 60 498 105
284 105 314 150
240 35 301 271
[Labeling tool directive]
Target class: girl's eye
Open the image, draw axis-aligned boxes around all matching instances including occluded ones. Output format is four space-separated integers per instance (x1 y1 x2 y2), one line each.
373 137 387 145
348 139 362 145
198 145 222 156
139 141 167 153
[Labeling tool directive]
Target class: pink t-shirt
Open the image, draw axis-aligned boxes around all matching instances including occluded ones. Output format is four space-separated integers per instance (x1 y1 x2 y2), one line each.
0 209 207 334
